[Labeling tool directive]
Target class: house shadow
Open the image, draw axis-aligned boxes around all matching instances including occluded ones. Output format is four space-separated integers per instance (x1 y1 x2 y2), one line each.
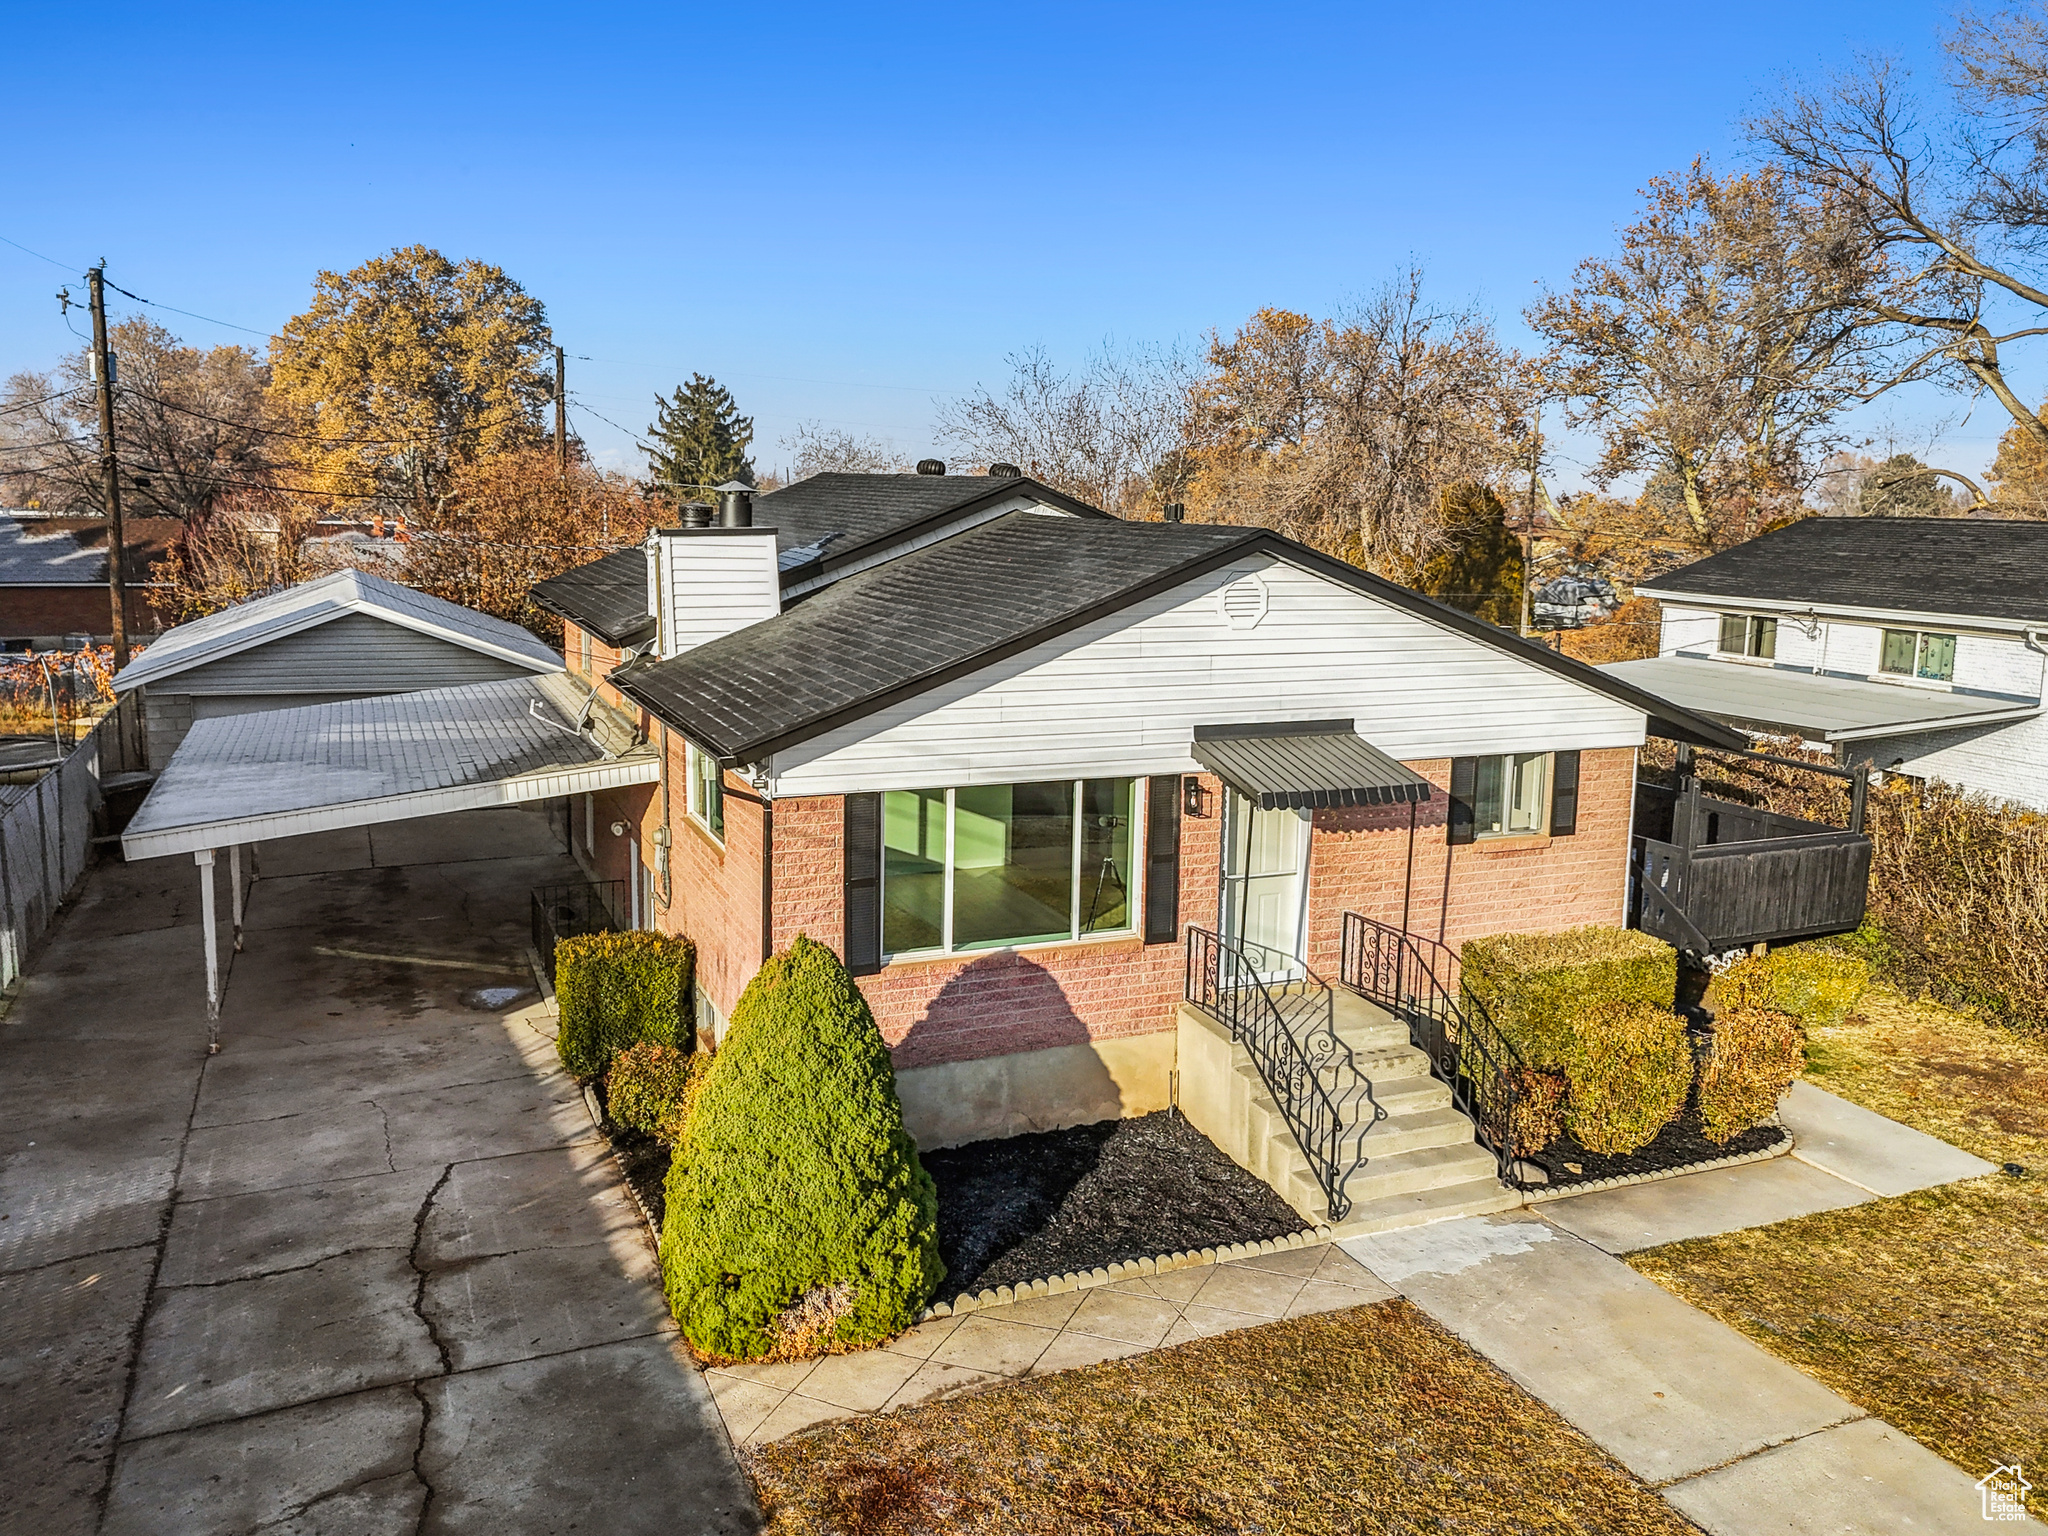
895 949 1128 1291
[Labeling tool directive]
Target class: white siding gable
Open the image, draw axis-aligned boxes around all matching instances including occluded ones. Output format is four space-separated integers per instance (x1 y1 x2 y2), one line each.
768 553 1648 795
650 529 781 659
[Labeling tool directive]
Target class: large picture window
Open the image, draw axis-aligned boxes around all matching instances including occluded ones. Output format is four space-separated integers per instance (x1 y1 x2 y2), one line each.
881 778 1138 956
1880 628 1956 682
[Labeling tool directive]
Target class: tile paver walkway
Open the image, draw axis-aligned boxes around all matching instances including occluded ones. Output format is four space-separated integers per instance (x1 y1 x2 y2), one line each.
704 1241 1394 1445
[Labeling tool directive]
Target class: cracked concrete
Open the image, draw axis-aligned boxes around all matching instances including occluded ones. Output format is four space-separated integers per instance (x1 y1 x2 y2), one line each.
3 808 757 1536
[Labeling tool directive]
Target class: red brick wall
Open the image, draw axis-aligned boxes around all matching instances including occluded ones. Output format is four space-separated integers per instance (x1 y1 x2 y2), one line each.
1301 747 1637 976
637 750 1637 1070
0 585 165 641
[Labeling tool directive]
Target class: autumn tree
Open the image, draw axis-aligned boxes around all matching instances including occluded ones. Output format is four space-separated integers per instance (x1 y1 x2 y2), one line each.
403 448 659 635
936 342 1197 512
1751 12 2048 475
148 489 321 624
267 246 552 510
1185 276 1531 572
1530 162 1883 553
781 421 902 480
647 374 755 500
0 319 275 521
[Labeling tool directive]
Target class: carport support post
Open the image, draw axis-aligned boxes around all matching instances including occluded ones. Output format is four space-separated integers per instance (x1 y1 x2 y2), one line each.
196 848 220 1022
230 844 244 952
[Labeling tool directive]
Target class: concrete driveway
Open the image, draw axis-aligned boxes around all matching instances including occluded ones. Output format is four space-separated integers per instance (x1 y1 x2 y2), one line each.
0 808 756 1536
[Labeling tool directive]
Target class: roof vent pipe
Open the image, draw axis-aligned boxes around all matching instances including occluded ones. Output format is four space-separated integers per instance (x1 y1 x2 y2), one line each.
717 488 753 527
1163 502 1186 523
916 458 946 476
681 501 714 529
989 462 1021 479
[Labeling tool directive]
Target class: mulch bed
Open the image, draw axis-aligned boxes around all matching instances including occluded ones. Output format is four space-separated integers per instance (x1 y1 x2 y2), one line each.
923 1111 1304 1295
607 1125 670 1228
1524 1108 1785 1189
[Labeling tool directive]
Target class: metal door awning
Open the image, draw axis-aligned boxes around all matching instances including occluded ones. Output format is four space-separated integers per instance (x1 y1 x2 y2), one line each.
1191 719 1433 809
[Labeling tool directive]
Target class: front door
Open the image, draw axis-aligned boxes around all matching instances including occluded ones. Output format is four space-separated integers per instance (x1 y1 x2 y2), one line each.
1221 792 1308 979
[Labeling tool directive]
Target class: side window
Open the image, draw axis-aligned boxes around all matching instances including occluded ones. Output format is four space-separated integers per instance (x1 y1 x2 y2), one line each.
1719 613 1776 659
687 744 725 841
1880 629 1956 682
1450 753 1554 842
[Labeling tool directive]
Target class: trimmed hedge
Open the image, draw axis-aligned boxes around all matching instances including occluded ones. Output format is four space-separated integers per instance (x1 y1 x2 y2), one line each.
606 1041 711 1144
1698 1007 1805 1143
1463 927 1687 1156
1562 1000 1694 1154
659 934 943 1361
555 929 695 1080
1710 945 1869 1031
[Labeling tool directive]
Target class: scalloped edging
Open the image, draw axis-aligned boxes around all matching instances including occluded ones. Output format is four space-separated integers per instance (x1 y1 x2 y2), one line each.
1517 1128 1794 1205
914 1224 1332 1323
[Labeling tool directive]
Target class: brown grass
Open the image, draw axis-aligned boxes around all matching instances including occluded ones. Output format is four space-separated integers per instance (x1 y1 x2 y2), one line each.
747 1299 1697 1536
1626 987 2048 1513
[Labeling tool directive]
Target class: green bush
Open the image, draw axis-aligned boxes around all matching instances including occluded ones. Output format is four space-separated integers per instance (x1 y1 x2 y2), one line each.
659 934 943 1361
1562 1000 1694 1155
1698 1007 1805 1143
1710 945 1869 1030
1462 926 1677 1065
606 1041 711 1143
555 929 695 1080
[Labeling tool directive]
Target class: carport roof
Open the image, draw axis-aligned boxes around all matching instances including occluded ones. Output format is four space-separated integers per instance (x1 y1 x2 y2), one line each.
120 675 659 859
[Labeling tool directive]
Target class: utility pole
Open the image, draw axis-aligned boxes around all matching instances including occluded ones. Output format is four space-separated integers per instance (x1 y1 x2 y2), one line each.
555 346 568 479
87 266 130 669
1520 402 1540 640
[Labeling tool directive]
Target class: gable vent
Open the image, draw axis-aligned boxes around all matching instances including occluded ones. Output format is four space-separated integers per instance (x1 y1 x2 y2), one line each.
1219 573 1269 631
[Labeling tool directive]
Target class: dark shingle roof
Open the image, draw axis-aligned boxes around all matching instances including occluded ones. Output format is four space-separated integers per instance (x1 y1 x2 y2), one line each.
614 513 1748 762
0 514 181 586
529 548 653 645
527 472 1105 642
1642 516 2048 622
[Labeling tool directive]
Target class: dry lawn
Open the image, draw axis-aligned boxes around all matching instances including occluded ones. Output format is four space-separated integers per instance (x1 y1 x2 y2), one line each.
1627 986 2047 1513
748 1299 1695 1536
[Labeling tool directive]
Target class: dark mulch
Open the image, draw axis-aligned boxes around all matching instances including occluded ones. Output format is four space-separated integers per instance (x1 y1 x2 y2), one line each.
923 1111 1305 1296
1526 1109 1785 1189
608 1126 670 1227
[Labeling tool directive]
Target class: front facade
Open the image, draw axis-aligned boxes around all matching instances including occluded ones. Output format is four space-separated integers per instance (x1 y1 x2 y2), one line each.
538 472 1736 1149
1614 517 2048 810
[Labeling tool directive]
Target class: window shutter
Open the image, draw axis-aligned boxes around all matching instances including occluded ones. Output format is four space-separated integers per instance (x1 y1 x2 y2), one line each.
1144 775 1183 944
1550 750 1581 838
1446 758 1477 846
843 793 882 975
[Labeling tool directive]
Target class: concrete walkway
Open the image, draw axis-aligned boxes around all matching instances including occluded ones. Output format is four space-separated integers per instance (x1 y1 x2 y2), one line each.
710 1240 1393 1445
1343 1088 2030 1536
0 809 756 1536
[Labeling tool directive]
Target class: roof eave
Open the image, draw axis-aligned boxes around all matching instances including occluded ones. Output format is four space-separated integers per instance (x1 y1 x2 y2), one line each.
1638 584 2048 633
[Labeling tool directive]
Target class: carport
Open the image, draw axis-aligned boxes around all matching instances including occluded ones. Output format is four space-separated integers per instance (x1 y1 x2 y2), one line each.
119 674 660 1017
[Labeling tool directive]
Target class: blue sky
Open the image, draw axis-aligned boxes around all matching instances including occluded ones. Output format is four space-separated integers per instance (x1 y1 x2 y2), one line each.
1 1 2003 491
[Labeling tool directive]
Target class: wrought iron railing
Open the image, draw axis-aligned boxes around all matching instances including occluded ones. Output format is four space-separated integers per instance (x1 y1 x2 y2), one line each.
1184 927 1383 1221
1339 911 1539 1189
531 880 627 983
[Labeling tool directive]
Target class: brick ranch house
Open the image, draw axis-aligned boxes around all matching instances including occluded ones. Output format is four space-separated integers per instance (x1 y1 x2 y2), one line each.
532 470 1742 1165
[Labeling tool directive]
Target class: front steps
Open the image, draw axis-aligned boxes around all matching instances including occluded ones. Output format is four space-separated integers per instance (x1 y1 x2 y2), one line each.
1175 988 1520 1240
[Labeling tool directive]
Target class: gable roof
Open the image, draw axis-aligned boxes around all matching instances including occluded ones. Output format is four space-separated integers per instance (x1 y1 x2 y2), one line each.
613 513 1746 764
1640 516 2048 625
528 471 1105 644
111 568 563 693
0 514 181 586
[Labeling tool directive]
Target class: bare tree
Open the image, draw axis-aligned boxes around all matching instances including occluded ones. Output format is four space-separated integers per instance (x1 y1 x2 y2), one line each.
780 422 905 480
1752 13 2048 461
935 341 1197 513
1530 162 1884 551
1187 273 1532 573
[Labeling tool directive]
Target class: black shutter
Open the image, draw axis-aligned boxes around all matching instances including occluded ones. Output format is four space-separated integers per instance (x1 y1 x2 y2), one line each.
1144 775 1183 944
1550 750 1582 838
844 792 882 975
1446 757 1477 846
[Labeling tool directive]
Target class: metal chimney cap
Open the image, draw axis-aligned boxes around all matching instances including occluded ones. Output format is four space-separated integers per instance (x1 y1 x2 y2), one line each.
714 479 752 493
989 462 1022 479
717 487 754 527
680 501 715 528
1162 502 1186 523
915 459 946 476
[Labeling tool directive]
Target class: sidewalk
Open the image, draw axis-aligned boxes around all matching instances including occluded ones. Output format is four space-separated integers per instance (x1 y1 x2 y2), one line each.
1340 1083 2030 1536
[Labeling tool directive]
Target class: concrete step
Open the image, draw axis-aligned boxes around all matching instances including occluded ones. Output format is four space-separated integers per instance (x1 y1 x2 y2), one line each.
1340 1140 1500 1204
1356 1104 1483 1158
1329 1175 1524 1238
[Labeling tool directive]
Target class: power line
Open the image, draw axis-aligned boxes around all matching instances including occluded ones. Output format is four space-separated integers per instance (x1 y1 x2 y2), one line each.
98 277 270 337
0 387 83 418
0 232 79 271
118 388 540 447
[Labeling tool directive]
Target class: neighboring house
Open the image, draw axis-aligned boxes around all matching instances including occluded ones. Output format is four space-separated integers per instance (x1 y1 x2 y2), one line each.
0 511 179 649
532 469 1745 1227
111 567 565 766
1606 517 2048 809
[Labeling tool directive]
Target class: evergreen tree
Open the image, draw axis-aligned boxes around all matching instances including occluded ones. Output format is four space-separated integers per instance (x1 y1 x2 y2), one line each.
1414 484 1525 627
647 374 756 498
1858 454 1960 517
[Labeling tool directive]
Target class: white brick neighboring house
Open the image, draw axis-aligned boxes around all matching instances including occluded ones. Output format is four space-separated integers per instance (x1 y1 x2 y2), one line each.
1603 517 2048 810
